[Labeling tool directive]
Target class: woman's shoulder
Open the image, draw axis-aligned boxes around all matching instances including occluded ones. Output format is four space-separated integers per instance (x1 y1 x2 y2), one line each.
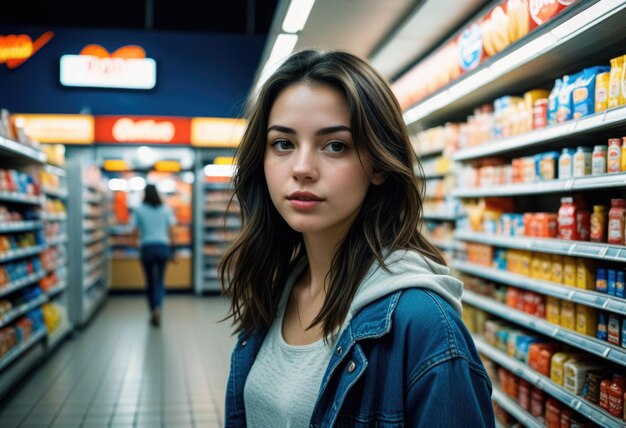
391 288 477 358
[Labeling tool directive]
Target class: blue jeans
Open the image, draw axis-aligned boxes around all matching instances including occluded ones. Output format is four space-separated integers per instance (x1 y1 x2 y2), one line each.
140 244 170 311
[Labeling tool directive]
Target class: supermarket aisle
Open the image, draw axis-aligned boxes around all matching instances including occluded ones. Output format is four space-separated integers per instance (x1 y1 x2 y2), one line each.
0 295 236 428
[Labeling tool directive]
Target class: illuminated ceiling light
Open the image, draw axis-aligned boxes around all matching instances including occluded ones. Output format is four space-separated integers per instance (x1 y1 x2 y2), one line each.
136 145 156 165
156 179 176 194
204 164 237 177
129 176 146 191
108 178 129 192
282 0 316 33
257 33 299 90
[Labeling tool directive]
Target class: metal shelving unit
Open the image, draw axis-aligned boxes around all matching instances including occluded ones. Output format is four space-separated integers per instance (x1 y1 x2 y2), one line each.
454 230 626 263
67 157 109 327
473 335 624 428
490 387 543 428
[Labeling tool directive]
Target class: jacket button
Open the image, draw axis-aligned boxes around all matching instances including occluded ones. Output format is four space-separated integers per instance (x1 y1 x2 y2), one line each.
347 361 356 373
336 346 342 356
241 340 247 347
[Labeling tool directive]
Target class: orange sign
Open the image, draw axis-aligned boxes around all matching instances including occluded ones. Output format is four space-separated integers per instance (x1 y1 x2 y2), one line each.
95 116 191 144
190 118 246 147
0 32 54 69
12 114 94 144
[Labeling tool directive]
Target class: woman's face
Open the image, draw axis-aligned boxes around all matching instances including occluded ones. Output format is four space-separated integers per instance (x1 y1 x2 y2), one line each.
263 82 384 239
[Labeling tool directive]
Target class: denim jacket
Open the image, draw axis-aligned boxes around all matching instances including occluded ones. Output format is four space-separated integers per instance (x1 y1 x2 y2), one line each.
225 288 495 427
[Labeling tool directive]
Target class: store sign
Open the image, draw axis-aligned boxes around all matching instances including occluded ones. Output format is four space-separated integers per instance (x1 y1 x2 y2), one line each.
11 114 94 144
95 116 191 145
59 44 156 89
0 32 54 69
154 160 181 172
190 118 247 147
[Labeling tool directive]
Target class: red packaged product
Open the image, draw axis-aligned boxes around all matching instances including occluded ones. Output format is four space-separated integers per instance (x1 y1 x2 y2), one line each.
533 98 549 129
574 195 590 242
560 408 572 428
558 197 578 240
608 374 625 417
600 377 611 410
545 398 562 428
518 379 531 411
608 199 626 245
528 0 572 28
530 387 546 418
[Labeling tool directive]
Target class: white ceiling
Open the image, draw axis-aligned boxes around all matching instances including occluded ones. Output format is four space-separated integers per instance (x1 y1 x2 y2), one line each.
258 0 490 83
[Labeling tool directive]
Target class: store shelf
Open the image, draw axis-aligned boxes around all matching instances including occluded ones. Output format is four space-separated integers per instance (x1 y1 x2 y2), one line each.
46 281 67 298
0 294 49 329
83 288 106 324
455 230 626 263
464 290 626 367
83 269 103 291
44 164 66 177
454 260 626 316
453 173 626 198
46 321 72 352
85 245 106 260
0 220 43 234
490 387 543 428
403 1 626 127
41 212 67 222
422 212 457 221
0 136 46 164
473 335 623 428
454 106 626 161
47 234 68 247
84 230 106 245
0 244 46 264
417 147 444 158
431 240 459 252
0 192 44 205
0 329 47 372
82 192 101 204
42 186 68 199
0 270 47 298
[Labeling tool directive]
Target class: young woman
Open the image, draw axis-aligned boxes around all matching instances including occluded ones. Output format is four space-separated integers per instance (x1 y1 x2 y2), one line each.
131 183 177 326
220 50 494 427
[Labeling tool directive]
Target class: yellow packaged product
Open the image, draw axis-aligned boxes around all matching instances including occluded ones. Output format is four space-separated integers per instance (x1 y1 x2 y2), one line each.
531 253 542 279
546 296 561 325
595 72 611 112
576 258 596 290
563 257 577 287
551 254 564 283
576 304 598 336
560 301 576 330
540 254 552 281
462 305 476 332
621 54 626 105
551 352 574 386
520 251 531 277
608 55 624 108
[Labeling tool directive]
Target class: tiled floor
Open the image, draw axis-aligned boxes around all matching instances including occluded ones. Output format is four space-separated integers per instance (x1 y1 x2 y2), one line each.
0 295 237 428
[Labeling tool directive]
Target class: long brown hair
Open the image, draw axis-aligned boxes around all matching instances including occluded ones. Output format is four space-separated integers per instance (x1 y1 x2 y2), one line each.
220 50 444 339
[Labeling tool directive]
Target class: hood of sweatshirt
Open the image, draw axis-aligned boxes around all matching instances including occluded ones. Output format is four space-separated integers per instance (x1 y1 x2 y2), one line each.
345 250 463 324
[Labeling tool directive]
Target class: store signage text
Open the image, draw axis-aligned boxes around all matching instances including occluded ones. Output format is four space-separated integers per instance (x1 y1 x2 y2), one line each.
95 116 191 145
190 118 247 147
60 44 156 89
11 114 94 144
0 32 54 69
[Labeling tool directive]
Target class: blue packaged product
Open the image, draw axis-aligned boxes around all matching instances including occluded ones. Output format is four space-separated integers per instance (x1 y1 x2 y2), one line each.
494 249 507 270
622 319 626 348
557 74 575 123
572 66 611 119
608 269 617 296
597 311 608 341
617 271 625 299
548 78 563 126
596 268 608 293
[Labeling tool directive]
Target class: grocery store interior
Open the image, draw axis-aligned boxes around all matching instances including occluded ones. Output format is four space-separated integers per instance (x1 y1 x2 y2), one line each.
1 0 626 427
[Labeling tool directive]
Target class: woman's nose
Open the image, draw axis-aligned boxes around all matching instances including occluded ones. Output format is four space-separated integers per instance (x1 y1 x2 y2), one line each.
292 148 318 181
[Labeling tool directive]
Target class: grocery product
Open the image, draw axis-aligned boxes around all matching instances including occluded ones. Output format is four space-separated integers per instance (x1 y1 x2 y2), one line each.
608 269 617 296
558 148 574 179
597 312 608 341
608 199 626 245
590 205 608 243
582 371 604 404
546 296 560 324
551 254 563 283
591 145 607 175
550 352 572 385
560 301 575 330
556 74 574 123
547 78 563 126
575 304 597 336
622 137 626 172
558 197 578 241
608 374 625 417
532 98 548 129
617 271 624 298
595 72 610 112
563 256 577 287
596 268 608 293
607 138 622 173
608 313 621 345
576 258 595 290
572 66 610 119
621 54 626 105
608 55 624 108
564 360 603 395
545 398 561 427
572 146 591 177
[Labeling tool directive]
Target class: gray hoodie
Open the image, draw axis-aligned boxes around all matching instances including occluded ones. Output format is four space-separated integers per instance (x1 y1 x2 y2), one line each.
244 249 464 428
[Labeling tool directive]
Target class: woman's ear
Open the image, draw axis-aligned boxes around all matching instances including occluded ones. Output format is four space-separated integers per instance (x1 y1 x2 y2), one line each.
371 170 386 186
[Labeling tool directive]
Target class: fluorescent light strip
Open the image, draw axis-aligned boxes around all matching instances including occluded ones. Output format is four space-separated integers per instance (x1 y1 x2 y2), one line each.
256 33 299 90
282 0 316 33
550 0 625 40
489 32 558 77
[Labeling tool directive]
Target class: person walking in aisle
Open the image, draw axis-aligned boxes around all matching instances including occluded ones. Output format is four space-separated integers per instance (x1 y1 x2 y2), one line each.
220 50 495 427
131 183 177 327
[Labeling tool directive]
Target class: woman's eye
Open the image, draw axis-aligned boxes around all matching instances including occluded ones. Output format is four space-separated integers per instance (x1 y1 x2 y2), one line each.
271 140 293 151
326 141 347 153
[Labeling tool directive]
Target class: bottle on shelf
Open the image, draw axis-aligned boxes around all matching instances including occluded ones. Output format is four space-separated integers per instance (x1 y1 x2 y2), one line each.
573 146 591 177
607 199 626 245
590 205 608 243
558 148 574 180
607 138 622 174
592 145 607 176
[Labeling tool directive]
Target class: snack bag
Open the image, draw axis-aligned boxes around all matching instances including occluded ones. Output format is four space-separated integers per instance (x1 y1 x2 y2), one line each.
572 66 610 119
